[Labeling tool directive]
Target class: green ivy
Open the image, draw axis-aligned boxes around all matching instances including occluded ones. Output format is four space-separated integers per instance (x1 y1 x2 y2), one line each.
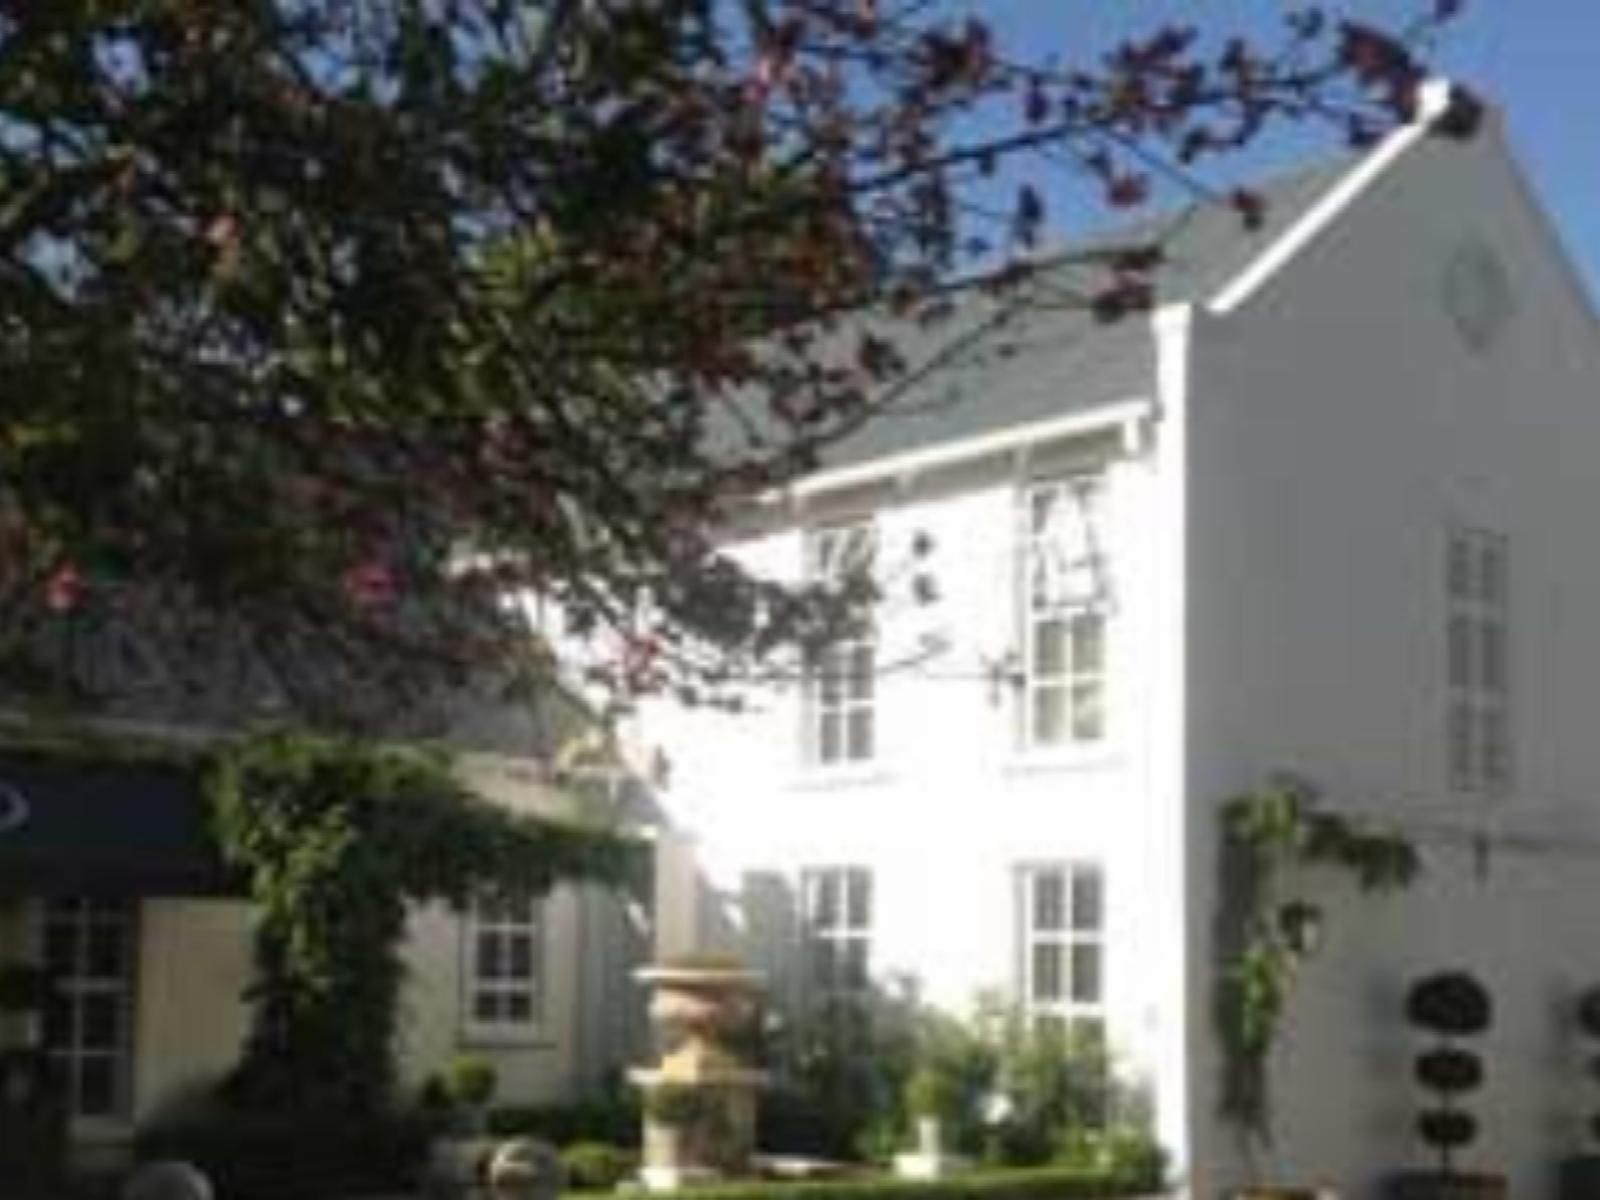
1213 776 1419 1145
204 731 633 1116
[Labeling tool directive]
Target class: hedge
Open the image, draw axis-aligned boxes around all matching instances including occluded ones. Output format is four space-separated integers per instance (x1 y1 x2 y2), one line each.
487 1095 641 1146
668 1166 1164 1200
135 1108 434 1200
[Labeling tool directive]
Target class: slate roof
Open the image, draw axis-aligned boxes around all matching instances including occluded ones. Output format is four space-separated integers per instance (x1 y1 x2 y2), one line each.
800 156 1357 475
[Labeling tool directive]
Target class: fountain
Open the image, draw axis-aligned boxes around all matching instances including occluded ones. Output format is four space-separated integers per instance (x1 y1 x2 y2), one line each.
630 959 768 1191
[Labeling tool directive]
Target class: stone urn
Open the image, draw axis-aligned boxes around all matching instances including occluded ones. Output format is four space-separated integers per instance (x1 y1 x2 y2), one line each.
630 961 768 1191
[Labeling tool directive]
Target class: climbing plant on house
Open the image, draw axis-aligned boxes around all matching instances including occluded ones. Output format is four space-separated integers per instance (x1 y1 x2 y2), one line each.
205 732 632 1116
1214 776 1420 1146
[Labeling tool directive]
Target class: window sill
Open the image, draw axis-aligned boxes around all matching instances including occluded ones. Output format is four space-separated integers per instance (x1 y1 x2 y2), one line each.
457 1027 558 1052
69 1116 134 1145
788 764 893 791
1003 745 1124 777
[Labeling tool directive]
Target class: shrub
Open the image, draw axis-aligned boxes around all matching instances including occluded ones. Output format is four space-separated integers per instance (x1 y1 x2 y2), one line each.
134 1106 433 1200
562 1140 641 1191
1404 970 1492 1176
676 1164 1160 1200
487 1094 642 1146
763 994 920 1161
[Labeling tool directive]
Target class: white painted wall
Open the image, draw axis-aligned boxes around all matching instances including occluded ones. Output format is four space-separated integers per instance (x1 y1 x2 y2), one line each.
636 413 1195 1158
1181 117 1600 1200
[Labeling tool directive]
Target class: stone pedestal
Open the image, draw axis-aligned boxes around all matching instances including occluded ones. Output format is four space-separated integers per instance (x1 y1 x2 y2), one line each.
630 964 768 1191
893 1116 966 1181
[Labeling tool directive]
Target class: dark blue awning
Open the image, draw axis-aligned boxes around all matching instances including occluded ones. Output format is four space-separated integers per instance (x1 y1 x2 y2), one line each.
0 754 236 897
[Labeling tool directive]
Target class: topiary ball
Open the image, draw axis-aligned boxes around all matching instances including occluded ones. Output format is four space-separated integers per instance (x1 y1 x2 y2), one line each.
1407 971 1492 1036
1578 986 1600 1039
122 1161 214 1200
1415 1047 1484 1094
488 1138 561 1200
1418 1110 1478 1149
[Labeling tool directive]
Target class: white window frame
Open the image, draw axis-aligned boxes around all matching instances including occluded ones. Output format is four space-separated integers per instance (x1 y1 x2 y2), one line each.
460 893 545 1044
1017 862 1105 1039
800 866 873 996
38 897 139 1125
1446 527 1512 797
1017 475 1109 752
802 519 878 769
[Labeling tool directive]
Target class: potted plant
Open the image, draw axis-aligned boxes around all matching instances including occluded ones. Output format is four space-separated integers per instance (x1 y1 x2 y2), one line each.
445 1054 498 1136
1389 970 1505 1200
1559 985 1600 1200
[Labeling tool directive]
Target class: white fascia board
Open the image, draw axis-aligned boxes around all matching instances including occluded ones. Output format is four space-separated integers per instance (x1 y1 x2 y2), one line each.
778 396 1155 502
1207 78 1458 317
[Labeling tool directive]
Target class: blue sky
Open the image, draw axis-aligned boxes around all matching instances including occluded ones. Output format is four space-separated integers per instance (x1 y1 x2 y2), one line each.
953 2 1600 302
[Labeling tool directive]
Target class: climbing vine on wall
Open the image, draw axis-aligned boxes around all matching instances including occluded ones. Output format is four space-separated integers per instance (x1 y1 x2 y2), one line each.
1214 775 1420 1144
205 732 632 1115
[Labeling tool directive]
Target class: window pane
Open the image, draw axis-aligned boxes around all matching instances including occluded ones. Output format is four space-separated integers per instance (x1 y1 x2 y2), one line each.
1030 488 1060 536
1479 540 1506 607
1480 621 1506 694
1031 944 1063 1002
1449 700 1476 785
1070 870 1103 932
809 873 839 930
810 939 838 989
846 708 873 761
848 644 874 700
1033 619 1067 677
1070 682 1104 741
474 992 502 1022
1071 613 1104 674
1448 534 1474 600
80 995 122 1052
44 923 76 975
846 870 872 930
476 932 504 980
508 933 534 979
1482 706 1510 788
86 923 127 981
505 991 533 1023
1448 616 1474 690
819 711 842 764
1031 872 1065 932
76 1056 117 1118
1070 944 1103 1004
839 939 869 990
820 654 845 705
43 996 73 1047
1033 687 1067 746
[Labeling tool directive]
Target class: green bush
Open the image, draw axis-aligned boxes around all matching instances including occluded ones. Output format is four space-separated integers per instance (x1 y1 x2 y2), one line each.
135 1106 433 1200
561 1140 641 1191
487 1094 642 1146
678 1165 1161 1200
447 1054 500 1108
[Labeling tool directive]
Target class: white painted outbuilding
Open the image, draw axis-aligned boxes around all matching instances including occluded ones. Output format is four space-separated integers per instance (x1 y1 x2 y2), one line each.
632 82 1600 1200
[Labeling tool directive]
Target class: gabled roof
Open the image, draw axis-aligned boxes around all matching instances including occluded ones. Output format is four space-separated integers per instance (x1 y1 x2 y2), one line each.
794 156 1356 478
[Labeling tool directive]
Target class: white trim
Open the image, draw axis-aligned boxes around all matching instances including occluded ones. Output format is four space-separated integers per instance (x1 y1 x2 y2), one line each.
1208 77 1460 316
780 398 1154 501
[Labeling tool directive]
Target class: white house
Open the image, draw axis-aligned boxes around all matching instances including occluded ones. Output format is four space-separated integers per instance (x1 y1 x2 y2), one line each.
634 81 1600 1200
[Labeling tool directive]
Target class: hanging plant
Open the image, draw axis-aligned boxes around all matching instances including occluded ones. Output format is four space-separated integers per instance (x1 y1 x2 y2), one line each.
205 731 634 1117
1214 776 1420 1146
